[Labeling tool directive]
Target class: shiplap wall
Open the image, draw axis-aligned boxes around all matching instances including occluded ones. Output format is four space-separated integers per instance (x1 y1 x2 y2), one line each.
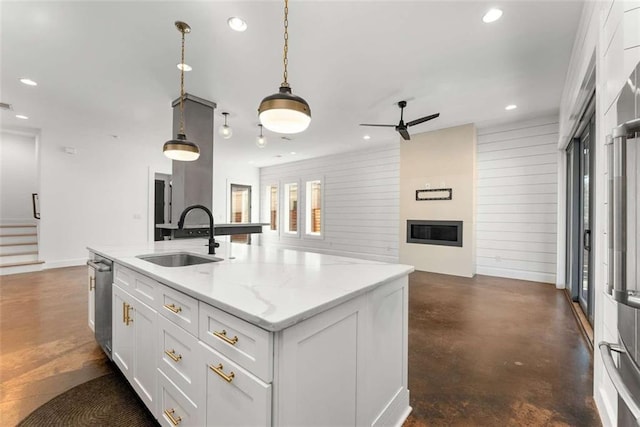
476 116 559 283
259 144 400 262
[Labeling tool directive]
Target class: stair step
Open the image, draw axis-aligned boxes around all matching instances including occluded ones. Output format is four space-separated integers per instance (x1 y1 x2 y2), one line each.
0 260 44 268
0 260 44 276
0 235 38 245
0 224 36 228
0 251 38 257
0 244 38 256
0 233 37 237
0 253 39 264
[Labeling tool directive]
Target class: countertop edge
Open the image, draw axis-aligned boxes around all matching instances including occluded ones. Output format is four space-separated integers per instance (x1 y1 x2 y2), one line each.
87 244 414 332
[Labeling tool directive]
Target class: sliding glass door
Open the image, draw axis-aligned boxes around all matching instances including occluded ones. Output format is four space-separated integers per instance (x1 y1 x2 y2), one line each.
566 103 595 324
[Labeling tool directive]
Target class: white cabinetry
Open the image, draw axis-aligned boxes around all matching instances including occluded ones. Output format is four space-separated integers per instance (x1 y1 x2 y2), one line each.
111 262 410 427
275 277 410 426
87 266 95 332
200 342 272 426
112 283 158 415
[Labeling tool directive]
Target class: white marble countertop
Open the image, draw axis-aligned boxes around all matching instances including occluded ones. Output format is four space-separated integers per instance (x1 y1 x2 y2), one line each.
88 240 414 332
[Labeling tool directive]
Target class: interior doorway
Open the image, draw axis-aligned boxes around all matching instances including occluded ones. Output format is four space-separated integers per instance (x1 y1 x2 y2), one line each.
230 184 251 244
566 96 596 325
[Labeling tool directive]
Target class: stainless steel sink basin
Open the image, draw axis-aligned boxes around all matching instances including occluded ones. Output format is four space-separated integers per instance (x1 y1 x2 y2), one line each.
136 252 223 267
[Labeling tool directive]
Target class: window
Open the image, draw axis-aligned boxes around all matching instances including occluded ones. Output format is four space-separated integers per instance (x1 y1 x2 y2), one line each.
265 185 278 231
284 183 298 234
305 180 322 236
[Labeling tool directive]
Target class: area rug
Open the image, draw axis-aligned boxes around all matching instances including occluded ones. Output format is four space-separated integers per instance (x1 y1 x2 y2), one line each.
17 372 157 426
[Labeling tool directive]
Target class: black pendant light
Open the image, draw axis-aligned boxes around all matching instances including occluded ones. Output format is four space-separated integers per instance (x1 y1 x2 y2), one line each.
258 0 311 134
163 21 200 161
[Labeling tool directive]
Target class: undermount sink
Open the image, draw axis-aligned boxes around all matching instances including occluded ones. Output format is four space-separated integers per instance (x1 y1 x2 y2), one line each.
137 252 223 267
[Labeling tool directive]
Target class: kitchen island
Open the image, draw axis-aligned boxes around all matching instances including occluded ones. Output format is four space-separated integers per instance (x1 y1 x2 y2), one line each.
88 239 414 427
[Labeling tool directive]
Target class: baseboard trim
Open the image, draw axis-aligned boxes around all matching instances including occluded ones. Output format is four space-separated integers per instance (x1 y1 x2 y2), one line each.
476 266 555 284
43 258 86 269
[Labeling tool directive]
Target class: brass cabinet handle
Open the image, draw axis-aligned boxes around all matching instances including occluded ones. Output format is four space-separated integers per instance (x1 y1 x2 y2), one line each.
209 363 235 383
89 276 95 291
124 303 133 326
164 349 182 363
122 302 127 324
163 408 182 426
212 329 239 345
164 303 182 314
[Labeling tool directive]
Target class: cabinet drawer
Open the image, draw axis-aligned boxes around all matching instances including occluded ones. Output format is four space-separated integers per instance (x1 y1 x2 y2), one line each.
114 264 157 305
114 264 134 289
200 342 271 427
157 315 202 404
158 284 198 336
199 303 273 382
157 370 204 427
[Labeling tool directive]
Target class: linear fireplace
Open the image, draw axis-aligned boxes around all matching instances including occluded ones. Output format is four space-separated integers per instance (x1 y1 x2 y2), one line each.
406 220 463 247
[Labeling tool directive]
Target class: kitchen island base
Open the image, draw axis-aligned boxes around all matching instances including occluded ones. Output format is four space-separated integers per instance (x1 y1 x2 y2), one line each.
89 241 413 426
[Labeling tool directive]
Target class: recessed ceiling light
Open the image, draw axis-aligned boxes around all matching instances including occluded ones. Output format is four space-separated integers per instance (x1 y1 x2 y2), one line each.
177 63 192 72
290 151 296 155
482 8 503 23
505 104 517 111
19 78 38 86
363 135 371 140
227 17 247 32
16 114 29 120
248 160 255 164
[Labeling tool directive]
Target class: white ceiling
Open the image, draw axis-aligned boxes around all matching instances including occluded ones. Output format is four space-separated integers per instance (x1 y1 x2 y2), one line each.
1 1 582 167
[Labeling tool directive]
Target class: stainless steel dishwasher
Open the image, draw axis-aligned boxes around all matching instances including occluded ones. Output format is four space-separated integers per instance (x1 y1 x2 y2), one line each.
87 255 113 360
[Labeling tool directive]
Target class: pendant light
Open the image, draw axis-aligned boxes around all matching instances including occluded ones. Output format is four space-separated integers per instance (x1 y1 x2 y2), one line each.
219 112 233 139
163 21 200 162
256 124 267 148
258 0 311 134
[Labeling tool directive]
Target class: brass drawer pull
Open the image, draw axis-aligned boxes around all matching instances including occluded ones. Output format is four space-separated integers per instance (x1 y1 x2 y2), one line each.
163 408 182 426
209 363 235 383
213 329 239 345
124 303 133 325
89 276 95 291
164 349 182 363
164 303 182 314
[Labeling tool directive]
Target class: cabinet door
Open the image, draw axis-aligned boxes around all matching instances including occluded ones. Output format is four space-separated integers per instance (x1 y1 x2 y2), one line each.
200 342 271 427
88 267 95 332
131 296 158 415
112 285 134 381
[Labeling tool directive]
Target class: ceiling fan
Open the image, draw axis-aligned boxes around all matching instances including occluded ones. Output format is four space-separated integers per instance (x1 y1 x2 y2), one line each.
360 100 440 141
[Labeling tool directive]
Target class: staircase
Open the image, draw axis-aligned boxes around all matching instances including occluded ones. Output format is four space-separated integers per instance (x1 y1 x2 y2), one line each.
0 224 44 275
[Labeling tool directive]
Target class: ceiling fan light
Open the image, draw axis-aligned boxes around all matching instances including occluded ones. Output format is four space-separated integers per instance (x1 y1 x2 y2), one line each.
163 133 200 161
259 86 311 134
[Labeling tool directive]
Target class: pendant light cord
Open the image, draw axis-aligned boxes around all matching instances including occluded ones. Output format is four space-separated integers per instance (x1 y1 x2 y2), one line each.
282 0 289 86
179 27 186 134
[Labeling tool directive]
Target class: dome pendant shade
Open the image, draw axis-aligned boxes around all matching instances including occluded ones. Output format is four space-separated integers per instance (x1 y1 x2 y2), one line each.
163 133 200 161
259 85 311 134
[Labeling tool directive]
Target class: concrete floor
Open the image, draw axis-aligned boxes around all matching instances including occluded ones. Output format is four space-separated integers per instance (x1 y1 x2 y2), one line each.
1 267 601 426
405 271 601 426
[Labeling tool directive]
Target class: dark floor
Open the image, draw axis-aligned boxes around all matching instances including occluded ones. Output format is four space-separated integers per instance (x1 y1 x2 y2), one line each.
2 268 601 426
404 271 601 427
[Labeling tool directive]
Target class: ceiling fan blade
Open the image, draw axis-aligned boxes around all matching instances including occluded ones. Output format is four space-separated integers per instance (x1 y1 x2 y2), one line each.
398 128 411 140
359 123 396 127
406 113 440 127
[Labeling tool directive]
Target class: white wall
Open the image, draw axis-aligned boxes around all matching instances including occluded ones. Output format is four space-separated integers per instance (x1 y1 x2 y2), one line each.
399 124 476 277
39 127 171 268
260 144 400 263
0 131 38 221
476 116 559 284
559 1 640 425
